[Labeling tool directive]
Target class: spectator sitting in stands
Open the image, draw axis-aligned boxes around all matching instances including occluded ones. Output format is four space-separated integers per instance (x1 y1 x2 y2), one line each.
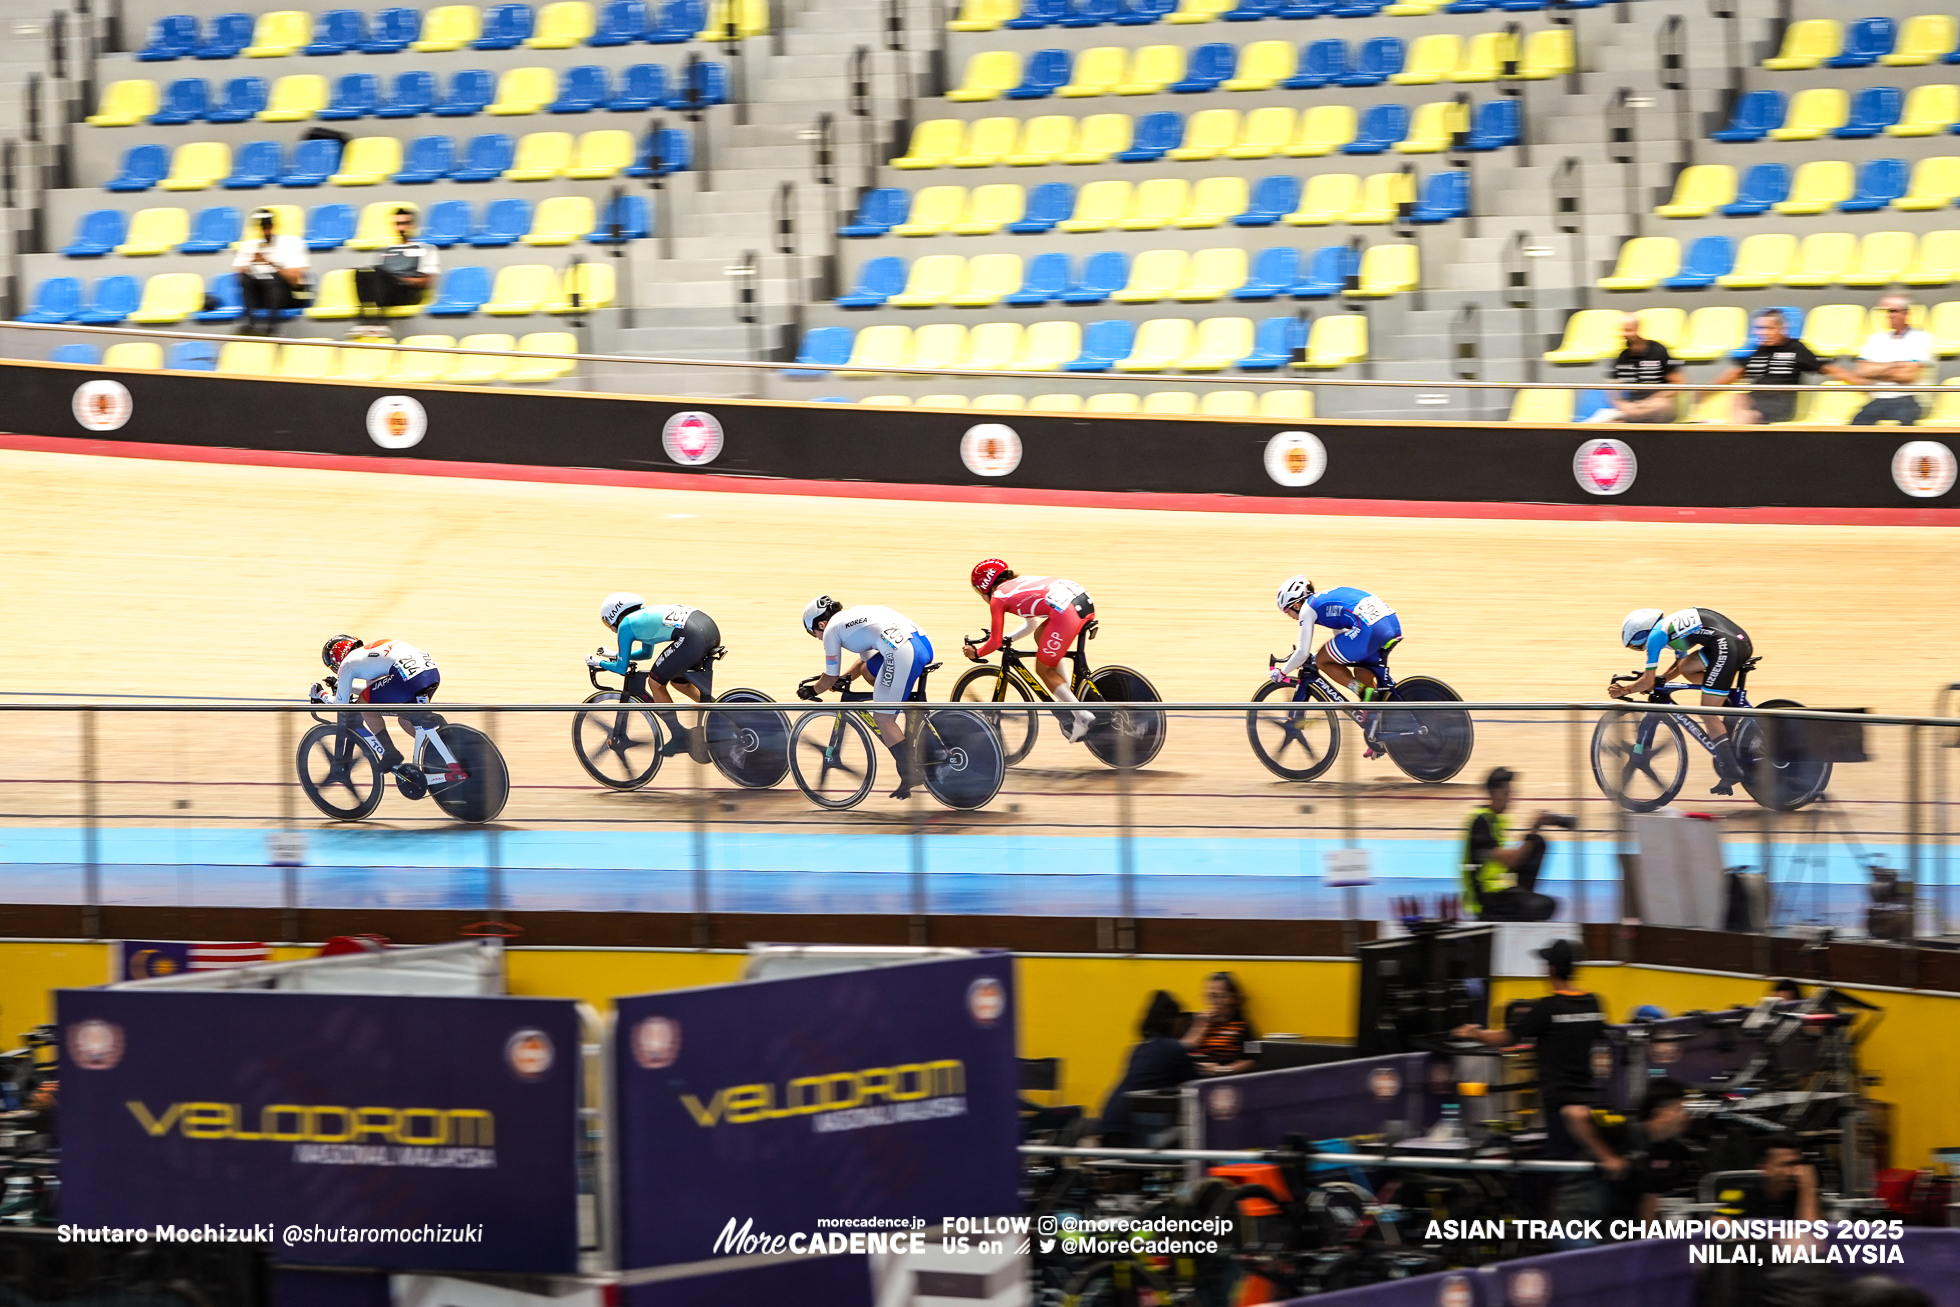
1584 313 1683 424
1097 990 1198 1146
1708 310 1856 424
232 207 309 336
351 207 438 337
1849 295 1933 426
1187 971 1257 1077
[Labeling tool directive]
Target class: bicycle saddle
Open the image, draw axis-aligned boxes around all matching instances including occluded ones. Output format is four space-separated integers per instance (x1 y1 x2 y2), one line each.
1741 655 1762 671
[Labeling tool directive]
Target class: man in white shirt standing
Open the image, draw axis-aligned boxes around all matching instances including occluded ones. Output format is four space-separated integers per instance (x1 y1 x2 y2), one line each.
351 207 439 337
231 208 309 335
1849 295 1933 425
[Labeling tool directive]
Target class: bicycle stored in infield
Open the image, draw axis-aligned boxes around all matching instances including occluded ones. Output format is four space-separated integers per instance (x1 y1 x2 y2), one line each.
1246 656 1474 783
790 661 1005 810
949 621 1166 769
296 707 509 823
1592 656 1830 812
573 652 789 791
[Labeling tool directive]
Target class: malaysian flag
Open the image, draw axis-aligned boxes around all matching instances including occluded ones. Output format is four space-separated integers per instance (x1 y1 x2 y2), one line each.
187 942 272 971
117 940 271 980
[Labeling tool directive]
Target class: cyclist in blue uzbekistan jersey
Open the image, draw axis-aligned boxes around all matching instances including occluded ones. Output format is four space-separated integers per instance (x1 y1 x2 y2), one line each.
587 592 720 763
1610 607 1754 794
1272 576 1403 757
799 596 934 799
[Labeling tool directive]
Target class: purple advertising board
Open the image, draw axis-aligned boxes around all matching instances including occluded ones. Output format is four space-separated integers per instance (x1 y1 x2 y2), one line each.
1281 1240 1695 1307
58 989 581 1273
610 954 1020 1272
1197 1052 1439 1151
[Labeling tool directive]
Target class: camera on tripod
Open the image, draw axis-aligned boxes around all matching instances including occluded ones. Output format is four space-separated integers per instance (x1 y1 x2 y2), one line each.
1539 813 1578 830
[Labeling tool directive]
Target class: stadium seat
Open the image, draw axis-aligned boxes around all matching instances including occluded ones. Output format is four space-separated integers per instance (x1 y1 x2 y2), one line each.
1931 300 1960 355
1223 40 1293 91
1711 90 1784 142
331 136 402 185
840 188 907 237
21 277 84 323
305 9 366 53
190 271 244 321
1544 308 1621 363
524 194 598 245
1224 106 1294 159
1778 231 1857 287
1889 13 1955 65
1061 318 1136 369
126 271 204 323
893 119 963 169
1143 391 1198 414
373 71 438 118
1716 233 1798 288
1796 302 1865 357
1119 177 1188 228
1060 249 1129 301
63 209 128 257
698 0 767 38
276 341 339 380
452 133 517 180
1054 179 1125 231
1170 43 1236 93
1598 236 1678 291
1007 48 1072 99
216 139 280 189
1719 162 1788 215
252 203 306 241
470 196 532 245
1002 251 1071 304
1840 157 1909 213
408 198 468 246
68 275 142 325
1172 175 1244 227
167 340 222 370
644 0 703 37
195 11 251 59
545 65 609 114
1301 314 1366 367
137 15 200 61
1674 305 1747 361
1005 0 1064 25
1829 16 1894 68
1285 38 1347 89
1517 27 1573 79
949 51 1022 101
1237 314 1302 367
1028 393 1084 411
1232 173 1300 226
1232 246 1298 300
1062 113 1135 163
888 185 961 236
489 67 556 114
1010 181 1076 231
1283 173 1359 225
1084 392 1140 412
281 137 342 186
1396 99 1467 153
546 262 613 311
151 77 210 126
394 135 455 183
1661 235 1734 288
1346 170 1413 223
607 63 668 112
1168 109 1236 161
904 323 966 371
1508 388 1573 423
1353 242 1417 296
1340 37 1404 87
1257 388 1311 418
1765 19 1839 70
586 191 650 242
837 256 907 308
432 68 496 117
97 341 164 371
1117 111 1185 161
1896 155 1960 209
215 341 279 375
950 0 1014 30
1115 45 1183 94
346 200 417 251
1289 242 1355 296
1392 33 1457 84
953 117 1020 167
1886 83 1958 136
1410 168 1469 222
1463 96 1519 150
1113 317 1194 369
1774 160 1854 215
202 75 267 123
858 395 915 407
590 0 649 43
444 333 515 384
667 60 730 109
1825 85 1898 140
565 129 633 178
378 334 452 383
242 9 309 57
504 130 573 179
889 255 965 308
304 202 357 249
1166 0 1233 22
1769 88 1848 140
113 206 190 257
157 141 229 192
357 7 421 52
426 264 493 314
1173 247 1248 300
1927 378 1960 423
525 0 595 46
1903 229 1960 285
1345 103 1409 153
1111 248 1187 302
474 2 536 48
1654 164 1734 218
482 263 556 314
1000 116 1065 166
259 74 327 122
88 80 160 127
1451 31 1514 81
959 322 1022 369
955 183 1024 234
1277 104 1353 158
1840 230 1915 287
1053 46 1118 96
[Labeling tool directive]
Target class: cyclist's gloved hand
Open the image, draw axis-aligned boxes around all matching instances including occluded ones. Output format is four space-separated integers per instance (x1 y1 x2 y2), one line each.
1268 666 1289 684
585 654 608 670
308 682 326 703
796 679 821 702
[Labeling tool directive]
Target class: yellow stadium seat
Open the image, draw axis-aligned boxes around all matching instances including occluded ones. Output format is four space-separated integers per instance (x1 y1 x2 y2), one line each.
1887 83 1959 136
346 201 417 251
1085 393 1141 412
1904 229 1960 286
386 337 457 384
504 131 573 180
1112 249 1187 303
1117 46 1185 95
906 323 968 371
954 183 1024 234
859 396 913 407
1030 393 1085 412
1799 303 1866 357
972 394 1027 410
1675 305 1748 361
489 67 556 116
952 116 1020 167
948 51 1020 102
891 255 965 308
114 207 190 256
1452 31 1515 82
1223 40 1294 92
1176 175 1248 228
1285 172 1360 226
1059 114 1132 164
960 322 1023 370
1257 389 1312 419
412 4 483 51
1517 28 1574 80
1172 247 1248 301
697 0 766 38
1883 14 1956 65
86 80 158 127
216 341 279 375
1599 237 1681 291
1931 301 1960 355
484 264 556 315
448 333 515 385
1177 316 1252 370
1286 104 1356 157
1896 155 1960 210
547 262 614 312
526 1 595 47
1544 308 1621 363
1354 243 1418 297
1225 106 1295 160
1347 170 1415 223
330 340 391 381
1773 160 1853 215
1006 115 1074 165
276 340 338 380
1057 180 1129 232
1392 34 1460 85
303 268 359 319
243 10 310 57
1168 109 1238 162
893 185 966 236
103 342 164 370
1199 390 1256 416
1301 314 1367 368
1386 0 1443 11
1929 377 1960 423
1769 88 1847 140
1395 99 1468 153
1120 177 1188 229
240 204 304 243
259 74 328 122
1636 307 1684 350
949 0 1014 32
1842 231 1916 288
1015 320 1081 370
1061 47 1128 97
1114 318 1195 370
892 119 963 169
1683 390 1734 425
1166 0 1232 23
330 136 401 186
1791 381 1864 426
159 141 230 191
1656 165 1736 218
1509 388 1574 423
565 130 634 180
523 194 597 246
839 324 910 377
916 395 972 408
947 253 1023 307
1764 18 1839 70
506 333 579 383
1143 391 1199 414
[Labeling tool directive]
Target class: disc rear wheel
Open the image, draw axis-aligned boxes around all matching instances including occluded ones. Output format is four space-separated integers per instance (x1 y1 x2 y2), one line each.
422 725 509 824
1081 666 1166 770
921 708 1005 810
1378 675 1474 784
707 688 790 789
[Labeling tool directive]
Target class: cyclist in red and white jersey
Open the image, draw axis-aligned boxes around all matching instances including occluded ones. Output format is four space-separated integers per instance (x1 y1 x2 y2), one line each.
961 559 1096 742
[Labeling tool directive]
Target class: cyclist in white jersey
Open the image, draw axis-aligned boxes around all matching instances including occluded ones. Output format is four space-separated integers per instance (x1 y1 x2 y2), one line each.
312 635 441 793
798 597 934 799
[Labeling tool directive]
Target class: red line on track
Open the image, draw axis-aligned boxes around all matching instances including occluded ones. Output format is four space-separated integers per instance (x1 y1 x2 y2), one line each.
3 431 1956 527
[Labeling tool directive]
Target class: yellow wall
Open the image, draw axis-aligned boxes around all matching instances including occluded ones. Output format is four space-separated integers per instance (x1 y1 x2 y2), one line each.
0 941 111 1041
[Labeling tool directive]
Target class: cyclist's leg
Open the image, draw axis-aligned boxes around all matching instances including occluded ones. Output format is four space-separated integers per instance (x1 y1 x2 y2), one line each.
870 635 930 797
1036 604 1096 739
648 612 718 758
363 671 439 777
1698 634 1750 741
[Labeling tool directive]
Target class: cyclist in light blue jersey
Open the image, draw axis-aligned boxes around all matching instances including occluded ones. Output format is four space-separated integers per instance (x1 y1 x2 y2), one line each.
1272 576 1404 757
587 592 722 762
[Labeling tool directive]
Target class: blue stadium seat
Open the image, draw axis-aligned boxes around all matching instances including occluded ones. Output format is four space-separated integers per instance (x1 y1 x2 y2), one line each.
1277 0 1331 17
1117 111 1183 162
588 192 652 241
1008 49 1072 98
362 7 423 52
1114 0 1175 23
1344 103 1409 153
626 126 692 175
609 63 669 110
192 272 244 321
784 326 854 376
452 133 517 180
1060 251 1129 303
1060 0 1121 28
1570 390 1610 421
74 275 142 325
1286 39 1348 89
1411 168 1469 222
151 77 210 125
394 135 455 182
1291 244 1358 297
168 340 221 369
1730 306 1804 359
1839 156 1909 212
1007 0 1068 28
1233 247 1299 300
420 199 474 246
196 12 253 57
1828 16 1894 68
377 70 439 117
1721 162 1790 215
51 343 102 365
137 15 200 61
281 138 342 186
1498 0 1543 9
1338 37 1403 86
1171 43 1236 93
1003 251 1071 303
63 209 128 257
1009 181 1076 232
206 75 268 122
1445 0 1488 11
667 60 727 108
427 264 493 314
1234 174 1301 226
1464 97 1520 150
222 139 283 189
1223 0 1279 19
837 256 907 307
1661 235 1734 289
20 277 84 322
107 145 170 192
474 3 536 48
1063 318 1136 370
306 202 358 249
1835 86 1900 138
647 0 705 42
180 205 242 252
841 187 909 237
1711 90 1784 143
319 73 381 120
434 69 497 116
304 9 367 54
548 65 611 112
592 0 650 44
471 197 533 246
1239 315 1305 368
1331 0 1384 18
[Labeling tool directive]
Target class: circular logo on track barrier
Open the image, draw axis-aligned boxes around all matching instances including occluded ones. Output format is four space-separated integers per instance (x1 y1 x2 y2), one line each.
1574 437 1638 496
1368 1066 1402 1101
663 410 725 467
505 1028 555 1080
1509 1267 1552 1307
1438 1274 1474 1307
68 1019 125 1071
960 423 1022 478
1209 1085 1241 1121
632 1016 682 1070
72 379 133 432
967 976 1007 1027
1264 431 1327 488
366 395 427 450
1892 440 1957 498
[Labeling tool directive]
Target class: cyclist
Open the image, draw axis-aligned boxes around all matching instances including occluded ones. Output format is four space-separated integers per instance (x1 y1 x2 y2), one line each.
1271 576 1402 758
799 596 934 800
312 636 441 796
586 592 717 763
960 559 1096 743
1610 608 1753 795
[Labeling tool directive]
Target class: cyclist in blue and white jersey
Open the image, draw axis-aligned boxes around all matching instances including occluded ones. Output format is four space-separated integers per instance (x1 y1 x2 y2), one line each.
587 592 720 763
799 597 934 798
1271 576 1404 757
313 635 441 793
1610 607 1753 794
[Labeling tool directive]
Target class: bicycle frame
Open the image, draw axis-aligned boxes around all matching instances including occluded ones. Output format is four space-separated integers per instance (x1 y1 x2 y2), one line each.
1273 660 1398 742
1630 675 1752 758
986 638 1094 703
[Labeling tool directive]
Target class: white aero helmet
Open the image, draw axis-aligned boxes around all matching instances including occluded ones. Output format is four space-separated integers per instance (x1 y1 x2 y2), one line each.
1276 575 1315 615
1621 608 1664 649
802 595 842 636
600 592 645 628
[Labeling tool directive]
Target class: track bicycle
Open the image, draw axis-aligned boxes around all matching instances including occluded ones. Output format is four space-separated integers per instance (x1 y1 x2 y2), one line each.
296 705 509 823
1592 656 1830 812
572 651 788 791
789 662 1005 810
949 621 1167 769
1246 657 1474 783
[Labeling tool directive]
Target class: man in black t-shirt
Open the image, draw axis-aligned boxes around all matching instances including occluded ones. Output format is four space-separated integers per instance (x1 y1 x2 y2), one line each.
1707 310 1857 424
1585 314 1684 424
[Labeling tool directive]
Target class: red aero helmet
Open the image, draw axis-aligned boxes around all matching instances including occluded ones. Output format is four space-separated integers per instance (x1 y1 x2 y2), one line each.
971 559 1010 594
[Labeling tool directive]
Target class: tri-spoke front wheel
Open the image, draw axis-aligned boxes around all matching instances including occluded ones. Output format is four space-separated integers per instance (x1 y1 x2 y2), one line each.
1247 679 1342 782
572 691 662 791
788 709 877 810
1592 709 1688 812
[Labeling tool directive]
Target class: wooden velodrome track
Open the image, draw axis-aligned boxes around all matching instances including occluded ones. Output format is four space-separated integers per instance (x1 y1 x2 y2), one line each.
0 443 1955 838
